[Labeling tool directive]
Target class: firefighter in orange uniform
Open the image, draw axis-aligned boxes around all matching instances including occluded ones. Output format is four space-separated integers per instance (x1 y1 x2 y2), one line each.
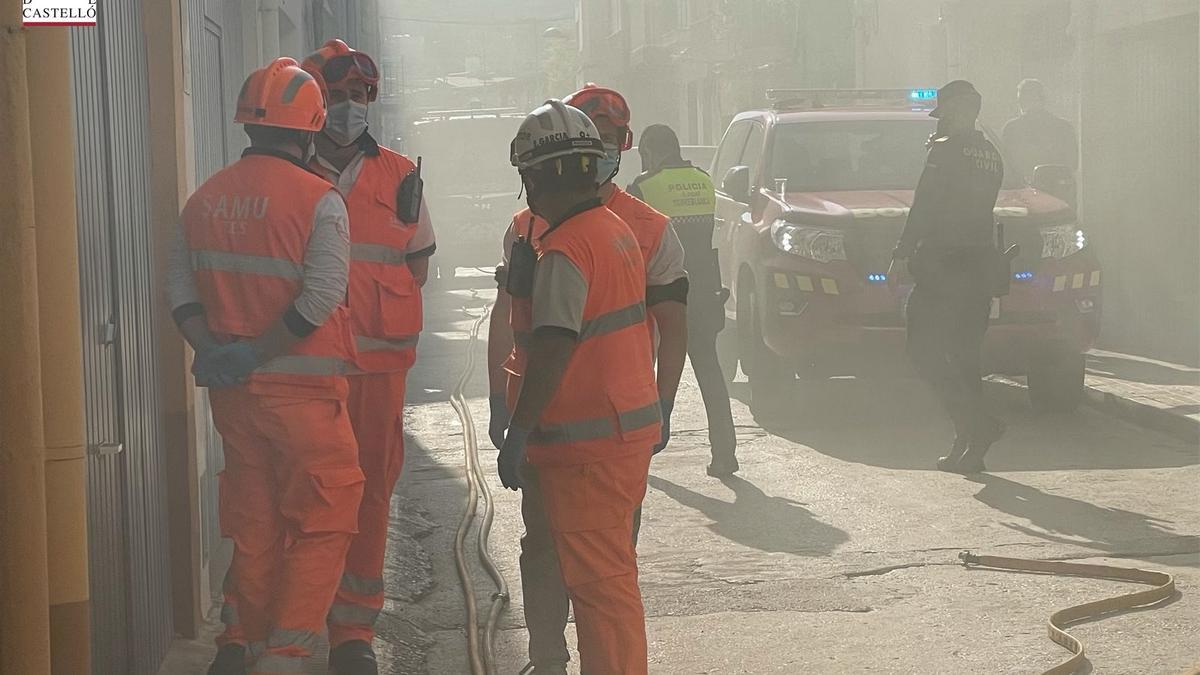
498 100 662 675
301 40 435 675
487 85 687 674
167 58 363 675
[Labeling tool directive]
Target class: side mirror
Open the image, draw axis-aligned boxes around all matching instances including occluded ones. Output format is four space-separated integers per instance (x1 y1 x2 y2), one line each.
722 165 751 203
1031 164 1076 205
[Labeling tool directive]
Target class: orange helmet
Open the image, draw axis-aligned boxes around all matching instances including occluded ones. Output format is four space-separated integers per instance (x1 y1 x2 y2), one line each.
564 84 633 150
302 39 380 103
234 57 326 131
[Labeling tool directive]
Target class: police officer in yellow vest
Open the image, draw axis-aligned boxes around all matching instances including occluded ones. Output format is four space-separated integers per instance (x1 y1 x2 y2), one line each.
629 124 738 476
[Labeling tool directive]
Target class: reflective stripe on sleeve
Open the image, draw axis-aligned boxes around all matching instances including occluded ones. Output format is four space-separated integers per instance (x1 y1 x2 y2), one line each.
190 250 303 280
351 242 408 265
530 402 661 445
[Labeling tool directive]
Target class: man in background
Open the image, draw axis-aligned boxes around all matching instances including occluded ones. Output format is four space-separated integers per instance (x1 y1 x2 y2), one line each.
1001 78 1078 184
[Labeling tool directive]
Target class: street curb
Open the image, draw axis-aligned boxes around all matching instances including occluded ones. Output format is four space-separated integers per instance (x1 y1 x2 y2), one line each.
985 376 1199 444
1081 385 1200 444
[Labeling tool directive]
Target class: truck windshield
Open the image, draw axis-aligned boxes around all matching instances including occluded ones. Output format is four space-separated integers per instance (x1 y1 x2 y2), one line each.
767 120 934 192
768 120 1023 192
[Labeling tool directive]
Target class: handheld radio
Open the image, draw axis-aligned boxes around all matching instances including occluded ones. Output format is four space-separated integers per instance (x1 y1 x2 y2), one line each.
396 156 424 224
506 215 537 299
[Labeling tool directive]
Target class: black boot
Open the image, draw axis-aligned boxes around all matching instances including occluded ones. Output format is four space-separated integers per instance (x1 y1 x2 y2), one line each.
330 640 379 675
206 644 247 675
519 662 569 675
936 436 969 472
957 417 1006 474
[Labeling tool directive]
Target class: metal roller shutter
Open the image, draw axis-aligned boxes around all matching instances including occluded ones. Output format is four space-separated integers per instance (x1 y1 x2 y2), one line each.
71 0 175 671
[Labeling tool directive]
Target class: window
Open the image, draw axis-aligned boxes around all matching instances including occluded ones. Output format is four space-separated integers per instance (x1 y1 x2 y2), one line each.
766 120 934 192
711 120 752 187
740 122 766 182
610 0 623 33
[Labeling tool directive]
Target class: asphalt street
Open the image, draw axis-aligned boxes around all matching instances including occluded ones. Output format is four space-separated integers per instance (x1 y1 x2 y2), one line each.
162 270 1196 675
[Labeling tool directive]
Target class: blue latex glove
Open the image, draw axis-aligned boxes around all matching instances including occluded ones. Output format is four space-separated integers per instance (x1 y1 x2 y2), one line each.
202 342 262 386
192 348 244 388
488 393 510 450
498 426 529 491
653 399 674 455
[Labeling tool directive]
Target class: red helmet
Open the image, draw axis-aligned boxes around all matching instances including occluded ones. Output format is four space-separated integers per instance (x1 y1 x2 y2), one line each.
564 84 632 150
233 57 326 131
301 38 380 103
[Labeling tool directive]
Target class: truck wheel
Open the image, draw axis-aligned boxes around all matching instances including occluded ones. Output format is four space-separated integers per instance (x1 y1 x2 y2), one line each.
1028 349 1086 413
737 279 792 421
716 324 738 382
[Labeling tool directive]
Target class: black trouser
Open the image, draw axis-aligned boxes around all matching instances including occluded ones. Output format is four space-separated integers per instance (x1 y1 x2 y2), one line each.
686 288 737 462
905 285 992 442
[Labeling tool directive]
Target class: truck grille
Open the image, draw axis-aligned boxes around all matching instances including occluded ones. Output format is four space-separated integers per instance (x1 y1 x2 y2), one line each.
845 221 906 276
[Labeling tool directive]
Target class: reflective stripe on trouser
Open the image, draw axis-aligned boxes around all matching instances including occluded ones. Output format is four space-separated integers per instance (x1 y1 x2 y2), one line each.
537 450 653 675
252 629 322 673
329 370 409 647
519 465 571 668
208 388 364 673
355 334 418 354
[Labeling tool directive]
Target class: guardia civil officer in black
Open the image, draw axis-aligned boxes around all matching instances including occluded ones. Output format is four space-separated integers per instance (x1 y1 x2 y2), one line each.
889 80 1007 473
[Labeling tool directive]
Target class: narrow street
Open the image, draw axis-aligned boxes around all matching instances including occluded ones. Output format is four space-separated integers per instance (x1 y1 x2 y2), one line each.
377 271 1200 675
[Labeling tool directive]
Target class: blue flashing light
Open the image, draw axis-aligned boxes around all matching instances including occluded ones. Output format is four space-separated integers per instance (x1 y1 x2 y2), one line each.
1013 271 1035 281
910 88 937 101
867 273 888 283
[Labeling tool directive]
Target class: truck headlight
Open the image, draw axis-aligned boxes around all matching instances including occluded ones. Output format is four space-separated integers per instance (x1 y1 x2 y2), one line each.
771 220 846 263
1041 224 1087 259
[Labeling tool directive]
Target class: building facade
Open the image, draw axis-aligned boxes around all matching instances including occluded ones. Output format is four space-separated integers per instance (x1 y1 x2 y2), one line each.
0 2 381 673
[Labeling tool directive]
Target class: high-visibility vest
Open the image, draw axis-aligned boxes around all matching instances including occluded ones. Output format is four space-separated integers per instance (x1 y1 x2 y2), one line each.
181 152 356 397
516 204 661 466
340 148 423 373
503 187 666 382
630 164 716 255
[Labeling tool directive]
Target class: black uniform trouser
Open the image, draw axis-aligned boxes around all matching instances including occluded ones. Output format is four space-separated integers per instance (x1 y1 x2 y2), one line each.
686 290 737 461
905 285 992 441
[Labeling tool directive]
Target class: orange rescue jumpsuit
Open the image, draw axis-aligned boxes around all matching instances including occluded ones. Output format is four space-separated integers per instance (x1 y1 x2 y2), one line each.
503 188 668 670
314 137 434 647
181 152 364 674
510 202 662 674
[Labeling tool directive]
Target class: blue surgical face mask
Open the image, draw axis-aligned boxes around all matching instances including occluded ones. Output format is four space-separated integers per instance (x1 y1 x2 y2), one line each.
596 145 621 184
324 100 369 147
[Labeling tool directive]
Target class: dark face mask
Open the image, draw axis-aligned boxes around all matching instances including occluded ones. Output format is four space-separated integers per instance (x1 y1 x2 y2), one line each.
522 174 546 219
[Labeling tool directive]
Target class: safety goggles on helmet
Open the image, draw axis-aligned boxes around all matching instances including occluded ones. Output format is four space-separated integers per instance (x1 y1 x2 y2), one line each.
565 85 633 151
322 52 379 87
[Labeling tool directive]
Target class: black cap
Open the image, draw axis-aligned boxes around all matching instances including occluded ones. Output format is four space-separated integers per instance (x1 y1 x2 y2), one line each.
929 80 981 118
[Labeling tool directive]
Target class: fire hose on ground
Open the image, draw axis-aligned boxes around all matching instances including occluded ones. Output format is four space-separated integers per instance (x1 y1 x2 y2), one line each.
442 301 1185 675
450 306 509 675
959 551 1184 675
